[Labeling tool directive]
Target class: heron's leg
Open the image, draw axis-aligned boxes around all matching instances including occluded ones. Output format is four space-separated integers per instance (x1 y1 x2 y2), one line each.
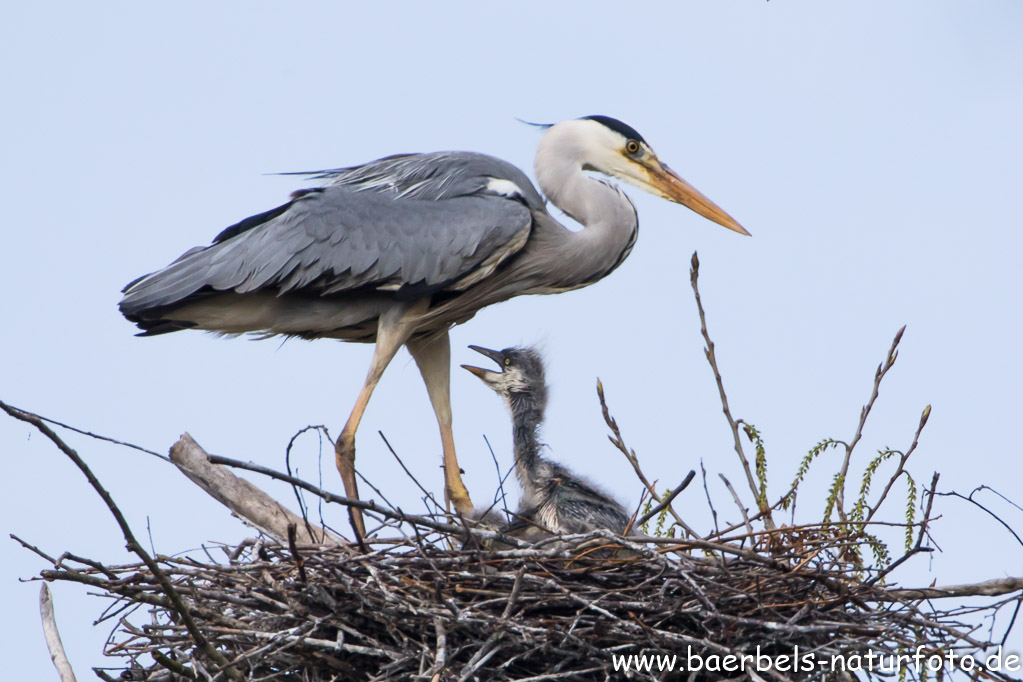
335 305 418 539
407 330 475 516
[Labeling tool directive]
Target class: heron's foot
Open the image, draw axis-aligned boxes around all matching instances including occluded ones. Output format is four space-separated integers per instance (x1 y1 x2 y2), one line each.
445 477 475 517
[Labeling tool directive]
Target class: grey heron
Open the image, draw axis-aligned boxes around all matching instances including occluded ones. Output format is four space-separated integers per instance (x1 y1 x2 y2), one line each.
119 115 747 537
462 345 630 538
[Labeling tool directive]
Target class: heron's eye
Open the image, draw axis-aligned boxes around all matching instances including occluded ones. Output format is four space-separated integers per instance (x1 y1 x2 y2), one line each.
625 140 641 155
504 358 511 366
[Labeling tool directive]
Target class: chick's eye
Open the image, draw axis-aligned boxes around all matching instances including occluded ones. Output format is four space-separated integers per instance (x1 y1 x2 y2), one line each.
504 358 511 366
625 140 641 155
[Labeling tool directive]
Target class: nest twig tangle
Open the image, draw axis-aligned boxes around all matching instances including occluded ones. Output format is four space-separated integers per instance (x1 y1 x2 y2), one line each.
6 253 1022 681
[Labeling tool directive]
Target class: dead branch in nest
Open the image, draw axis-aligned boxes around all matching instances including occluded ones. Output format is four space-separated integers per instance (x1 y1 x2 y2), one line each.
171 433 340 547
40 584 78 682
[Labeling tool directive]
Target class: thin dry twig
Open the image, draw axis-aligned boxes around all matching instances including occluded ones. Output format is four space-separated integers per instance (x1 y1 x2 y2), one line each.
635 471 695 529
834 326 906 522
596 380 698 538
718 473 755 539
690 252 775 530
863 405 930 524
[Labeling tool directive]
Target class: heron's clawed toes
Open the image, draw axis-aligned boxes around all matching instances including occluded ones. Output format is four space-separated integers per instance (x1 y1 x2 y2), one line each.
445 474 474 518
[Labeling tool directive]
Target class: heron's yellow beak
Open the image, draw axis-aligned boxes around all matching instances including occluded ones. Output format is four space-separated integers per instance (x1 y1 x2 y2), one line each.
641 159 750 236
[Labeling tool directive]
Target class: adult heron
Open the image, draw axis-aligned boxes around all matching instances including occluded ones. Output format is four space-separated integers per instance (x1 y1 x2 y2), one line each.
119 115 748 536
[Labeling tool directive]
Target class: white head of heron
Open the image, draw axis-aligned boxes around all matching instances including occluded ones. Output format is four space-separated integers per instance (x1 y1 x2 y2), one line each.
535 116 749 235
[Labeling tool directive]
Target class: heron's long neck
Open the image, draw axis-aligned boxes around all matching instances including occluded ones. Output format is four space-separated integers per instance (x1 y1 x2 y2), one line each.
532 153 638 290
508 395 543 495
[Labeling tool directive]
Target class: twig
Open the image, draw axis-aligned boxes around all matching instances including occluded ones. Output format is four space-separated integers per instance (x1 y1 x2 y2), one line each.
635 471 695 529
427 616 447 680
978 485 1023 515
11 533 58 564
690 253 775 530
483 433 512 512
379 430 443 515
284 424 332 542
702 480 800 543
718 474 754 539
864 404 930 524
869 472 939 586
286 524 308 583
834 326 905 522
1001 598 1023 648
934 487 1023 550
700 460 720 538
0 400 168 461
151 650 197 679
502 566 527 619
596 379 698 538
0 401 244 681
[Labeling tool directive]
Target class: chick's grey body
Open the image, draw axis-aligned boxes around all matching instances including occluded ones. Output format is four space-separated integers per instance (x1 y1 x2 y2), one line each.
464 347 630 537
118 116 746 537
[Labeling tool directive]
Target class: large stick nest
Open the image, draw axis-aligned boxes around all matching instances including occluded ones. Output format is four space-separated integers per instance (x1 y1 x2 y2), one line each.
40 524 1013 682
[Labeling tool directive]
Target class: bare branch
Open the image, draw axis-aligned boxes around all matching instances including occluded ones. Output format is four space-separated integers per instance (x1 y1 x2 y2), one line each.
635 471 695 529
39 584 78 682
0 401 244 681
935 486 1023 551
718 474 754 538
379 430 444 515
690 252 775 529
883 577 1023 601
170 433 340 547
869 472 940 586
597 380 698 538
864 404 931 524
834 326 905 521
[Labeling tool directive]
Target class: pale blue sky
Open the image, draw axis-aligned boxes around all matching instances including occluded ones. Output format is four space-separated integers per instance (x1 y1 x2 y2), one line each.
3 2 1022 676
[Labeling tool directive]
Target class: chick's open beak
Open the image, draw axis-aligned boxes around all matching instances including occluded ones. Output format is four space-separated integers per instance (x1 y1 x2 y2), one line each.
643 159 750 236
461 345 504 382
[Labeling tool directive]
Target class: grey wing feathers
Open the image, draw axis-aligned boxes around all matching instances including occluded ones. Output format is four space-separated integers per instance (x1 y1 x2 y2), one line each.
295 152 545 209
120 184 531 316
120 184 532 317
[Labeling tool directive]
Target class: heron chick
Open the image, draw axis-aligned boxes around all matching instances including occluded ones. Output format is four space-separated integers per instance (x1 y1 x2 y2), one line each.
462 346 630 538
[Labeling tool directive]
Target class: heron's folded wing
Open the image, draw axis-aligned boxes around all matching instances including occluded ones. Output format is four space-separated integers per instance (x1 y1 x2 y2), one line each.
289 151 546 209
119 188 532 316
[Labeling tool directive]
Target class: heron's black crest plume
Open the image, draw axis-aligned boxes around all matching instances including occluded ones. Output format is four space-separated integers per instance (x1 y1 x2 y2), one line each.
515 118 553 130
518 116 646 144
582 115 647 144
